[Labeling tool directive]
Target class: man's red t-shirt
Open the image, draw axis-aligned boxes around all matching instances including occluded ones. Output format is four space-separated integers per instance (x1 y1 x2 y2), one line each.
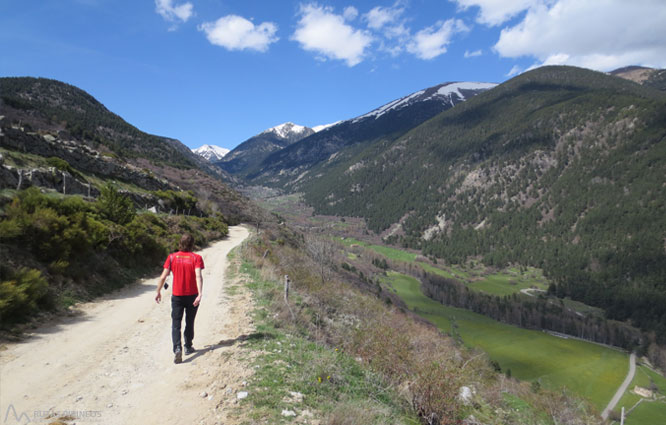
164 251 204 296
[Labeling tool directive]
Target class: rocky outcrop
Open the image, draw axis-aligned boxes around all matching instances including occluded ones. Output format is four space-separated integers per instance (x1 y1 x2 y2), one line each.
0 126 170 191
0 164 100 197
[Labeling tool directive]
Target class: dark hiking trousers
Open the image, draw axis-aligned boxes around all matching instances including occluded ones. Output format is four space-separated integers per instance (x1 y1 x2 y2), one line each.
171 294 198 353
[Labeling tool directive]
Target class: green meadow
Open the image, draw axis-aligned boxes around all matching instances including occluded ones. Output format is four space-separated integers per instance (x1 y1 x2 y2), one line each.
466 271 548 296
382 271 629 411
340 237 550 296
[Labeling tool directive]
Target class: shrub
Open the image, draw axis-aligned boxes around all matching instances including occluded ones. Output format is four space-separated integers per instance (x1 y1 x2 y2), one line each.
0 267 49 323
97 183 135 225
153 189 197 214
410 360 463 425
46 157 85 180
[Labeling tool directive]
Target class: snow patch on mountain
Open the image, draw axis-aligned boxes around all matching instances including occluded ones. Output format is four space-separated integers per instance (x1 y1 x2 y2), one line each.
353 82 497 122
429 82 498 101
192 144 230 161
313 121 342 133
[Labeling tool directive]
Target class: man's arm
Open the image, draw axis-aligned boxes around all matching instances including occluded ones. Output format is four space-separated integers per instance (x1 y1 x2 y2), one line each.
193 267 203 306
155 268 170 303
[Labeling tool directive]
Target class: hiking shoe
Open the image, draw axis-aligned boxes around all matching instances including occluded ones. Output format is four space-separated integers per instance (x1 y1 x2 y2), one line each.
185 346 196 355
174 348 182 364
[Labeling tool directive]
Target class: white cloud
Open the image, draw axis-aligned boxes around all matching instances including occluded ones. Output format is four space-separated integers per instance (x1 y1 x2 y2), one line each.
407 19 469 60
493 0 666 71
155 0 193 23
291 4 373 67
464 49 483 58
452 0 539 26
343 6 359 21
364 4 404 30
199 15 279 52
361 3 410 56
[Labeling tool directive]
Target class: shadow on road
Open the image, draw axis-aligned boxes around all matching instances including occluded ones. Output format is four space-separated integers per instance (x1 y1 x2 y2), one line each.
181 332 273 363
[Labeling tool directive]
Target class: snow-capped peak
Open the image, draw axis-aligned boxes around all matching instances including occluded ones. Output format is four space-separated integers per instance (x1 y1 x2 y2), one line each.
262 122 310 139
192 144 230 162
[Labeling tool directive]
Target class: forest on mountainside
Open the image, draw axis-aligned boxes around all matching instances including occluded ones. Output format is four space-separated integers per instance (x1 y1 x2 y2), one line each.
0 77 196 167
300 66 666 343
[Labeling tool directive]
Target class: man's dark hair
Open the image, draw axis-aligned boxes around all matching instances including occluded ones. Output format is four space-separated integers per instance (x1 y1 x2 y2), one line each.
179 233 195 252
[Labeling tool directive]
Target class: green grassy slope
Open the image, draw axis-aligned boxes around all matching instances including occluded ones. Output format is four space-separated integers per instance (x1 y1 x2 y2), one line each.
382 271 628 410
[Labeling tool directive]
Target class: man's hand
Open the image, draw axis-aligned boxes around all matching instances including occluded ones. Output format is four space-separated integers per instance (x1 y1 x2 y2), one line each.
193 294 202 307
155 290 162 304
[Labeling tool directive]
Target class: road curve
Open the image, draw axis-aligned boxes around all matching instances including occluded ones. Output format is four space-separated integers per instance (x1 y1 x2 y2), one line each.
602 352 636 419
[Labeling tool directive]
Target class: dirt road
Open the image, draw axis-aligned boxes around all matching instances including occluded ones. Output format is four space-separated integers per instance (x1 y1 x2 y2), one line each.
602 352 636 420
1 226 252 425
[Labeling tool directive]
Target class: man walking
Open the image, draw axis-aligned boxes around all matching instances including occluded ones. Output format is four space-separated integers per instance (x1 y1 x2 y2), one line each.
155 233 204 364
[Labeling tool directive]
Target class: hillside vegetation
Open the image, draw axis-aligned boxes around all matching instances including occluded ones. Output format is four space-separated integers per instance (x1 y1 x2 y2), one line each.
0 186 228 328
0 77 194 166
300 66 666 354
0 76 256 223
235 225 602 424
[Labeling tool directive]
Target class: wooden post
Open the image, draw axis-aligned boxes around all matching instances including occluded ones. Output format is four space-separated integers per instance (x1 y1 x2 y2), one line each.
621 406 624 425
284 274 290 301
284 275 295 320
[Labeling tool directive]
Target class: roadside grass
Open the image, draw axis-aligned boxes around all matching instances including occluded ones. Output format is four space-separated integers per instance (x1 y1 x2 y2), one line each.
615 365 666 425
381 271 629 411
234 255 417 424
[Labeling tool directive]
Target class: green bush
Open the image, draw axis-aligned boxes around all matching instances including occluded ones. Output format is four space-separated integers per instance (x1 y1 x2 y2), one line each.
153 189 197 213
97 183 135 225
0 189 100 263
0 187 229 326
0 267 49 323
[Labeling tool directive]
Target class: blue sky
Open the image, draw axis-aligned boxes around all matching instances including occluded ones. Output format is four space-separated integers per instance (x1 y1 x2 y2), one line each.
2 0 665 150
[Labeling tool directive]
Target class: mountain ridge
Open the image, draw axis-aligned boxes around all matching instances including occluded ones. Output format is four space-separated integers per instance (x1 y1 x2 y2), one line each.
237 80 497 187
215 122 314 178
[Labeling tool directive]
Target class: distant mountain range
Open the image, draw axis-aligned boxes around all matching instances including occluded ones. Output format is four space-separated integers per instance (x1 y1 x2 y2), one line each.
220 80 497 186
215 122 315 178
192 144 230 162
